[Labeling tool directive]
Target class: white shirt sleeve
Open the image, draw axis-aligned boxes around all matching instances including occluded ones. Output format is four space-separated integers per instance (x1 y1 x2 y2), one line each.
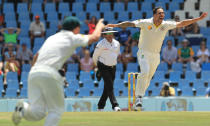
72 34 89 48
132 19 146 28
92 42 103 65
164 21 177 30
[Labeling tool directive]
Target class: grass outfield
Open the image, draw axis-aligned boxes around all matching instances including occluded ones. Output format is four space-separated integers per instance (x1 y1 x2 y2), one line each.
0 112 210 126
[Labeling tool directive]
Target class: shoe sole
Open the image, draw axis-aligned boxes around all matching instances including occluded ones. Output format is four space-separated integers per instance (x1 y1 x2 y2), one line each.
115 109 121 111
134 106 142 111
12 100 24 126
134 104 142 111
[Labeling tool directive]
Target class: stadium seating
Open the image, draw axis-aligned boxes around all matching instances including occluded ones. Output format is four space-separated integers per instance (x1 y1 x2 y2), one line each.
92 88 103 96
44 3 56 13
18 12 30 22
67 78 79 88
117 11 129 21
3 3 14 13
86 3 98 12
116 63 123 72
100 3 111 12
114 2 125 12
17 3 28 13
5 88 17 98
179 87 194 96
157 62 168 71
202 63 210 71
82 80 95 89
58 3 69 13
65 87 76 97
79 71 92 81
184 0 196 11
78 88 91 97
169 2 180 11
172 63 183 71
31 3 42 13
201 71 210 81
115 71 122 79
153 71 166 81
72 3 84 13
195 87 206 96
20 72 29 82
20 88 28 98
126 63 139 72
97 80 104 89
67 64 79 73
7 80 19 90
127 2 138 12
21 80 28 89
114 79 125 89
4 12 16 21
185 71 197 81
169 71 182 82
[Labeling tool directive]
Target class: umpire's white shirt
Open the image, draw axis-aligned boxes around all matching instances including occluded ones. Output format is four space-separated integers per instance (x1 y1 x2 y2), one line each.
132 18 177 53
34 30 89 70
93 38 120 66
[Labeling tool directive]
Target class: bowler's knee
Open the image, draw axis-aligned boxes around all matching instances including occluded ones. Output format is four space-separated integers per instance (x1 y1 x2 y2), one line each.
48 109 63 120
137 72 149 79
34 110 46 121
24 110 46 121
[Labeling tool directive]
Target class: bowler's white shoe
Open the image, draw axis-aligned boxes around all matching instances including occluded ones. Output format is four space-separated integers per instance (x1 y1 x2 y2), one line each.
113 106 121 111
134 96 142 111
12 100 24 126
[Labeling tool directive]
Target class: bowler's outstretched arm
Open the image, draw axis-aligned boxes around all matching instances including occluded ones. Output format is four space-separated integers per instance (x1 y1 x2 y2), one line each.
176 12 208 28
106 21 136 28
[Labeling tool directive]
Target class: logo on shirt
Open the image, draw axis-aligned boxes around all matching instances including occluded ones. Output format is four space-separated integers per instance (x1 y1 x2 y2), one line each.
141 54 144 59
148 25 152 30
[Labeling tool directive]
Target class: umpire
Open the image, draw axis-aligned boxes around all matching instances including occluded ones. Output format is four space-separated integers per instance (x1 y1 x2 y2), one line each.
93 27 121 111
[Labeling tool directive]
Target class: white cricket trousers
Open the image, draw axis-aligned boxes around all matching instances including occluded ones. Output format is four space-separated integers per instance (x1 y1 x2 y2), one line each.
135 49 160 97
22 65 64 126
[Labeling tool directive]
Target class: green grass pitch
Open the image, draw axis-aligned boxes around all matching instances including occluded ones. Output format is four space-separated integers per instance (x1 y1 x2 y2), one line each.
0 112 210 126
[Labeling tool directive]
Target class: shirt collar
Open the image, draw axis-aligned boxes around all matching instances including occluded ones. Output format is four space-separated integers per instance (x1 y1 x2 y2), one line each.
151 17 163 28
104 38 113 44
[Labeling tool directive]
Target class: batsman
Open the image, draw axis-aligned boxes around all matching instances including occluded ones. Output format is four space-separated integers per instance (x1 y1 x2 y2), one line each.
107 7 208 110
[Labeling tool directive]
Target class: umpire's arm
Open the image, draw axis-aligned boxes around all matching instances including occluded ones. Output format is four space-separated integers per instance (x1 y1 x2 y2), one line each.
92 44 103 66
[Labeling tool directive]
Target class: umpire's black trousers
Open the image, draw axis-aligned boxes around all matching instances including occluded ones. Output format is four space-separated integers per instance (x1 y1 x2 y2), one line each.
97 62 119 109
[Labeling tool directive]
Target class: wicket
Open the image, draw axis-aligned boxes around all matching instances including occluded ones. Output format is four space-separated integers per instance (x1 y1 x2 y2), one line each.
128 72 140 111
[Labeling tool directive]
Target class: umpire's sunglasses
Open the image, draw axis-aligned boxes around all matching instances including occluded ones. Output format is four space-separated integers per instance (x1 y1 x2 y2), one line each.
104 33 113 35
